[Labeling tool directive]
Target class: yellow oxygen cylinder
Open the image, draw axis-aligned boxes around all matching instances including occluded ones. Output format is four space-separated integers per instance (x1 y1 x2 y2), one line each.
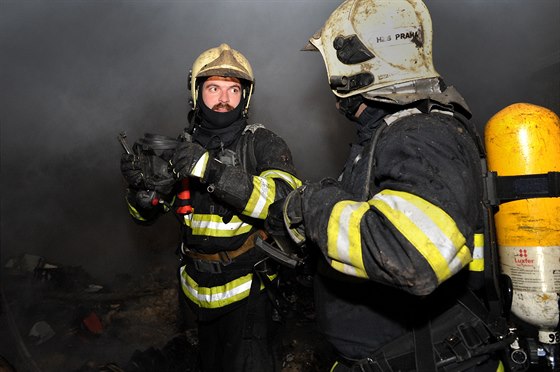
485 103 560 345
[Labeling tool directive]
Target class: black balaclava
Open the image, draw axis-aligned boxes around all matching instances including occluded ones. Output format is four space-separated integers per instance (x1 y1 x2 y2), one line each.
350 98 400 145
337 94 365 122
191 79 249 149
199 94 245 129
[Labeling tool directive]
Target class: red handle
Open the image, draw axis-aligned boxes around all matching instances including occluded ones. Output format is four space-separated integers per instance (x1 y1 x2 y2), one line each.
176 178 192 214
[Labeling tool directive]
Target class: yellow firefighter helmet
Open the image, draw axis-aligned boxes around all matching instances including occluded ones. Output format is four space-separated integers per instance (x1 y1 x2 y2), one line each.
189 43 254 114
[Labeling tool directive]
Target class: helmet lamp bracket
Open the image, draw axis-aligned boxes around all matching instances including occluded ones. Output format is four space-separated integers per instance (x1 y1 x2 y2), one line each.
330 72 374 93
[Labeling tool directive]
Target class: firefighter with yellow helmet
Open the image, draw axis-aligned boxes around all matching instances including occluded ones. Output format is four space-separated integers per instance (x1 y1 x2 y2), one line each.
265 0 509 370
121 43 301 371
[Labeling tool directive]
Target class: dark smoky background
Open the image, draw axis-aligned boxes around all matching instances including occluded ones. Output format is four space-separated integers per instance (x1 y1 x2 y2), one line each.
1 0 559 284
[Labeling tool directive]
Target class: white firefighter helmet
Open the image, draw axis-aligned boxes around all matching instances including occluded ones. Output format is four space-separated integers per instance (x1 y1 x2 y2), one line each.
189 43 254 114
304 0 440 99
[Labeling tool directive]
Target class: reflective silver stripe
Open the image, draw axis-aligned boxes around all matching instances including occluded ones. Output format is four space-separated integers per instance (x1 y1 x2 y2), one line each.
472 246 484 260
327 200 369 278
243 170 302 219
183 214 252 237
469 233 484 272
383 107 453 126
383 108 421 125
431 109 454 116
244 176 273 219
259 169 302 190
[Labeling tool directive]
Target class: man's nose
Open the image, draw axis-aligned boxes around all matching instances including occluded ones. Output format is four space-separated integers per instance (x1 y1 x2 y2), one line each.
219 90 229 103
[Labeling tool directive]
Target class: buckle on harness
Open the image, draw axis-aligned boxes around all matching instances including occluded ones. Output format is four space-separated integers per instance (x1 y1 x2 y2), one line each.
218 251 232 266
352 358 384 372
193 259 223 274
337 356 387 372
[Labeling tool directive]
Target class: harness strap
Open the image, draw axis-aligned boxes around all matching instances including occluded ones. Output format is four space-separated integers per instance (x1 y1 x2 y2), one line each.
182 230 267 263
242 257 278 341
242 266 263 340
414 321 437 371
487 171 560 205
452 111 512 328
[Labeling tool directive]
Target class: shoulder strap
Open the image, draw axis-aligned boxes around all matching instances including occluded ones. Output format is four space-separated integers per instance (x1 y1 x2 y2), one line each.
236 123 265 175
451 112 512 331
361 108 424 201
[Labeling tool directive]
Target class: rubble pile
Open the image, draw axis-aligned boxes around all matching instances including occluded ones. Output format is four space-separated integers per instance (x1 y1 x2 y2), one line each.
1 255 333 371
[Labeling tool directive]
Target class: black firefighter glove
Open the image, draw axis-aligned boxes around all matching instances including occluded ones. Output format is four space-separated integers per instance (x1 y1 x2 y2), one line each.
170 141 209 179
126 188 161 210
282 187 307 246
121 153 175 211
170 141 226 184
265 186 307 246
272 178 341 247
264 192 306 267
120 153 144 189
265 199 286 237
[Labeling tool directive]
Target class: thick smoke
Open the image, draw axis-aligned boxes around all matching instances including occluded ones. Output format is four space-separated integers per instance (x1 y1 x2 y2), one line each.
1 0 558 283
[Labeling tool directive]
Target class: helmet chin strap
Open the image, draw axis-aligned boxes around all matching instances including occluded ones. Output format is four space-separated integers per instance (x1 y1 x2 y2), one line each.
337 94 364 122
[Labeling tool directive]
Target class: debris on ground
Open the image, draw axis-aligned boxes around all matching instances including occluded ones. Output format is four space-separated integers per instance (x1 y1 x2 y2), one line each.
1 254 333 371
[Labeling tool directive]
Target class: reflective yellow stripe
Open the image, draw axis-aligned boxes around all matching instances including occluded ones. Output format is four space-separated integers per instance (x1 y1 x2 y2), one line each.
243 170 302 219
496 360 504 372
127 195 172 220
179 266 277 309
244 176 276 219
330 361 340 372
180 268 253 308
369 189 472 284
327 200 369 278
183 214 253 237
191 152 209 178
127 199 147 221
469 233 485 272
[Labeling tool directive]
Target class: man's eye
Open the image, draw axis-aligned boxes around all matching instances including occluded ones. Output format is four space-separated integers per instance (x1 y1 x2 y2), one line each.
230 87 240 94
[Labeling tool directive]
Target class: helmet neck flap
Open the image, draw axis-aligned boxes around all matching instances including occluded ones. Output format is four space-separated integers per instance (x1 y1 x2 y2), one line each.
363 77 471 118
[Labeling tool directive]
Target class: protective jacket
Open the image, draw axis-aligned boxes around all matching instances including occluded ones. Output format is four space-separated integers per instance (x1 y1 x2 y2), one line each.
302 100 498 367
128 121 301 320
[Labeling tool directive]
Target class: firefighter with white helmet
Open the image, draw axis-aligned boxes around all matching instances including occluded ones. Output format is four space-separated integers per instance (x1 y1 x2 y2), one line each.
265 1 509 370
121 43 301 371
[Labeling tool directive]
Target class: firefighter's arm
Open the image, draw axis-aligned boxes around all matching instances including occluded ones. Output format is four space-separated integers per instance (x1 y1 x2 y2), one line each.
299 118 481 295
171 129 301 220
294 182 467 296
236 129 302 218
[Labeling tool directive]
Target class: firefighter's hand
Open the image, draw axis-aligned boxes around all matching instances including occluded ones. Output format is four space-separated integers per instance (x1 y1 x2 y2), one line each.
120 153 144 188
170 141 209 179
265 186 310 246
265 198 287 238
283 187 306 245
134 190 161 209
125 188 159 211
